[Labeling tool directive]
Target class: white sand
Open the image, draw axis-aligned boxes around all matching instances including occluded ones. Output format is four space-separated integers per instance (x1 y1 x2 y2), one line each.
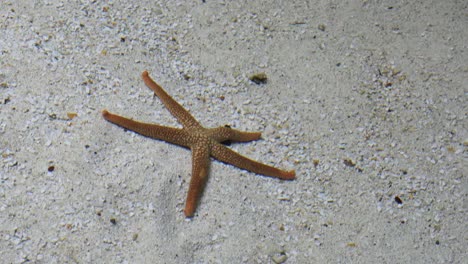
0 1 466 263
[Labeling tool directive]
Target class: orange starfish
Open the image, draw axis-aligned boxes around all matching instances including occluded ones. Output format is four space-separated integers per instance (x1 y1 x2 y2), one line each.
102 71 295 217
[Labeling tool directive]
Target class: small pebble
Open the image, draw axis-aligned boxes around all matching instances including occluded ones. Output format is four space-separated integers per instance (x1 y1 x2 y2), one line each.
249 72 268 84
318 24 326 31
272 253 287 264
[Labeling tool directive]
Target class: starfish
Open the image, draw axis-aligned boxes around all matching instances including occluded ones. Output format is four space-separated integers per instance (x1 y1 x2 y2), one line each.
102 71 295 217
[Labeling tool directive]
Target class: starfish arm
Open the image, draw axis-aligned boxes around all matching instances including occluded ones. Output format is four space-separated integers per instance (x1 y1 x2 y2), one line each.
184 144 211 217
142 71 200 129
211 143 295 180
206 126 262 143
102 110 191 147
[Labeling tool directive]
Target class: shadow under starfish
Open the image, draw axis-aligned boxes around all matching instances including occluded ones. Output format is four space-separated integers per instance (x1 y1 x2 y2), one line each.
102 71 295 217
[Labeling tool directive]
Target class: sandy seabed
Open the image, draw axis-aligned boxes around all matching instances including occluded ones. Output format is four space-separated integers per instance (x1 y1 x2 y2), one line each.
0 1 466 263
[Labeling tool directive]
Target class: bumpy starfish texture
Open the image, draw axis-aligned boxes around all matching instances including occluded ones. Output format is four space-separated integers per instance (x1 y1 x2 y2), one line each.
102 71 295 217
